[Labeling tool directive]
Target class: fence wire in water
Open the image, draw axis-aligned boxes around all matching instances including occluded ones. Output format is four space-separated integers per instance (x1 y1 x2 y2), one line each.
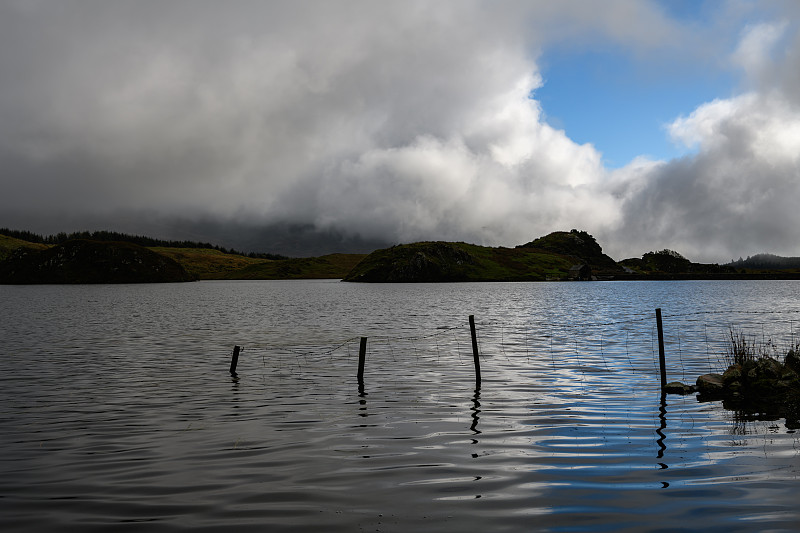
231 309 800 398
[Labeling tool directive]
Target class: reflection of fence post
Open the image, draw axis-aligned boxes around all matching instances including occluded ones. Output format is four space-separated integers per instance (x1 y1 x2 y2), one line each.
469 315 481 386
230 345 241 374
357 337 367 383
656 308 666 389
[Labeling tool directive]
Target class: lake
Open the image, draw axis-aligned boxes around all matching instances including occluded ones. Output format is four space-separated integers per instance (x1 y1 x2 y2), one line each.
1 279 799 532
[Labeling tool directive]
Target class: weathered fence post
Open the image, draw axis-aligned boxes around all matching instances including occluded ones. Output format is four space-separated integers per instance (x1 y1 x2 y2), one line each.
357 337 367 383
655 308 666 389
469 315 481 386
230 345 241 374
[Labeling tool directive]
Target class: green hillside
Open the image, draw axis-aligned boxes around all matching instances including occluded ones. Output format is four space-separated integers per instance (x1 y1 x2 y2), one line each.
220 253 366 280
343 241 576 282
516 229 621 274
149 247 267 279
4 226 793 282
0 234 48 261
0 229 362 281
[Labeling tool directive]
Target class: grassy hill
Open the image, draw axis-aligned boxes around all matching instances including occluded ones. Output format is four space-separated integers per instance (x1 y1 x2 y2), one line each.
148 247 267 279
516 229 621 275
0 240 195 284
6 226 796 283
0 228 363 281
0 234 48 261
151 247 364 280
219 253 366 280
343 241 575 282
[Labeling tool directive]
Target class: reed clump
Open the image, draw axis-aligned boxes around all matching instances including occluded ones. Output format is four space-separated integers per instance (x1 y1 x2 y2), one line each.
724 329 759 366
695 328 800 428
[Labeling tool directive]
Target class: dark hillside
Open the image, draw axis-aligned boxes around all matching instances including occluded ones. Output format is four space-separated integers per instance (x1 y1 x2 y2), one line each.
0 227 287 260
728 254 800 270
344 241 574 282
0 240 195 284
620 249 735 278
220 253 366 280
0 234 48 261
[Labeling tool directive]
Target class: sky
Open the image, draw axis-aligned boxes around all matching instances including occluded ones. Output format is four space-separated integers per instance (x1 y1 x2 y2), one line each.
1 0 800 262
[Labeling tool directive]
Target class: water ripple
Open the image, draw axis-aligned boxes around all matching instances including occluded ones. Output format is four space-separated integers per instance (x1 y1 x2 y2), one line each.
2 280 800 531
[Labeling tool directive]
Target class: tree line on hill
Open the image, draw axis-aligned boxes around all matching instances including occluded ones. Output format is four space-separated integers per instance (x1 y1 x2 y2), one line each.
0 228 289 260
727 254 800 270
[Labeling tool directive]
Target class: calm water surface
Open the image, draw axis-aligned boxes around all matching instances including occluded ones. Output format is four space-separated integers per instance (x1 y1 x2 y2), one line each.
1 280 799 532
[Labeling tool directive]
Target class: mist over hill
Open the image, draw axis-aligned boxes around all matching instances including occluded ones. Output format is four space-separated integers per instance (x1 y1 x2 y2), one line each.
727 254 800 270
1 217 391 258
5 223 800 283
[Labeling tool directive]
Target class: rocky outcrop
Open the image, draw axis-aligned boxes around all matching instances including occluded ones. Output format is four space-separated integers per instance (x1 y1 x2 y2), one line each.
696 373 725 395
661 355 800 428
716 356 799 401
344 242 477 282
0 239 196 284
516 229 623 276
342 236 590 282
664 381 696 395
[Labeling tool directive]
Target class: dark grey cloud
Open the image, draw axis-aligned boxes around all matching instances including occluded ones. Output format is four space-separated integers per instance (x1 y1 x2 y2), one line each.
0 1 626 241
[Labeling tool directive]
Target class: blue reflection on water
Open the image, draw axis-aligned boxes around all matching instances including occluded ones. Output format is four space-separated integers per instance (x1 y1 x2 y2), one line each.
0 280 799 532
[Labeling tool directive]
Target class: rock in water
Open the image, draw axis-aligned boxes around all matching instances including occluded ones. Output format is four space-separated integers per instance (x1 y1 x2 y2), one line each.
696 373 725 396
664 381 696 395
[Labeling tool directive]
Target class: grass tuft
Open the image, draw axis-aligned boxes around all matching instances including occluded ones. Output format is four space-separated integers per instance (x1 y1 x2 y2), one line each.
725 329 760 367
724 327 800 367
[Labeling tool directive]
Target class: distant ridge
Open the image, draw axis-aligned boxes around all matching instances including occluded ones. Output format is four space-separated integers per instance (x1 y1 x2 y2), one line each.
0 229 363 281
727 254 800 270
0 227 288 260
3 225 800 282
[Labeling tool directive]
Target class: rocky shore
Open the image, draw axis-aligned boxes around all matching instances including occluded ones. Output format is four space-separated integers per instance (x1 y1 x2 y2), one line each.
665 351 800 429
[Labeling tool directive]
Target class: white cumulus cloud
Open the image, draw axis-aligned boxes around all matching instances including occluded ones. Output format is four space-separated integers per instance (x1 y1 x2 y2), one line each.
1 0 799 262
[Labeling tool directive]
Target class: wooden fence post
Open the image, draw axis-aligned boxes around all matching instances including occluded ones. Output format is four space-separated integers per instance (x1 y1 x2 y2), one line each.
469 315 481 386
357 337 367 383
230 345 241 374
656 308 666 389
